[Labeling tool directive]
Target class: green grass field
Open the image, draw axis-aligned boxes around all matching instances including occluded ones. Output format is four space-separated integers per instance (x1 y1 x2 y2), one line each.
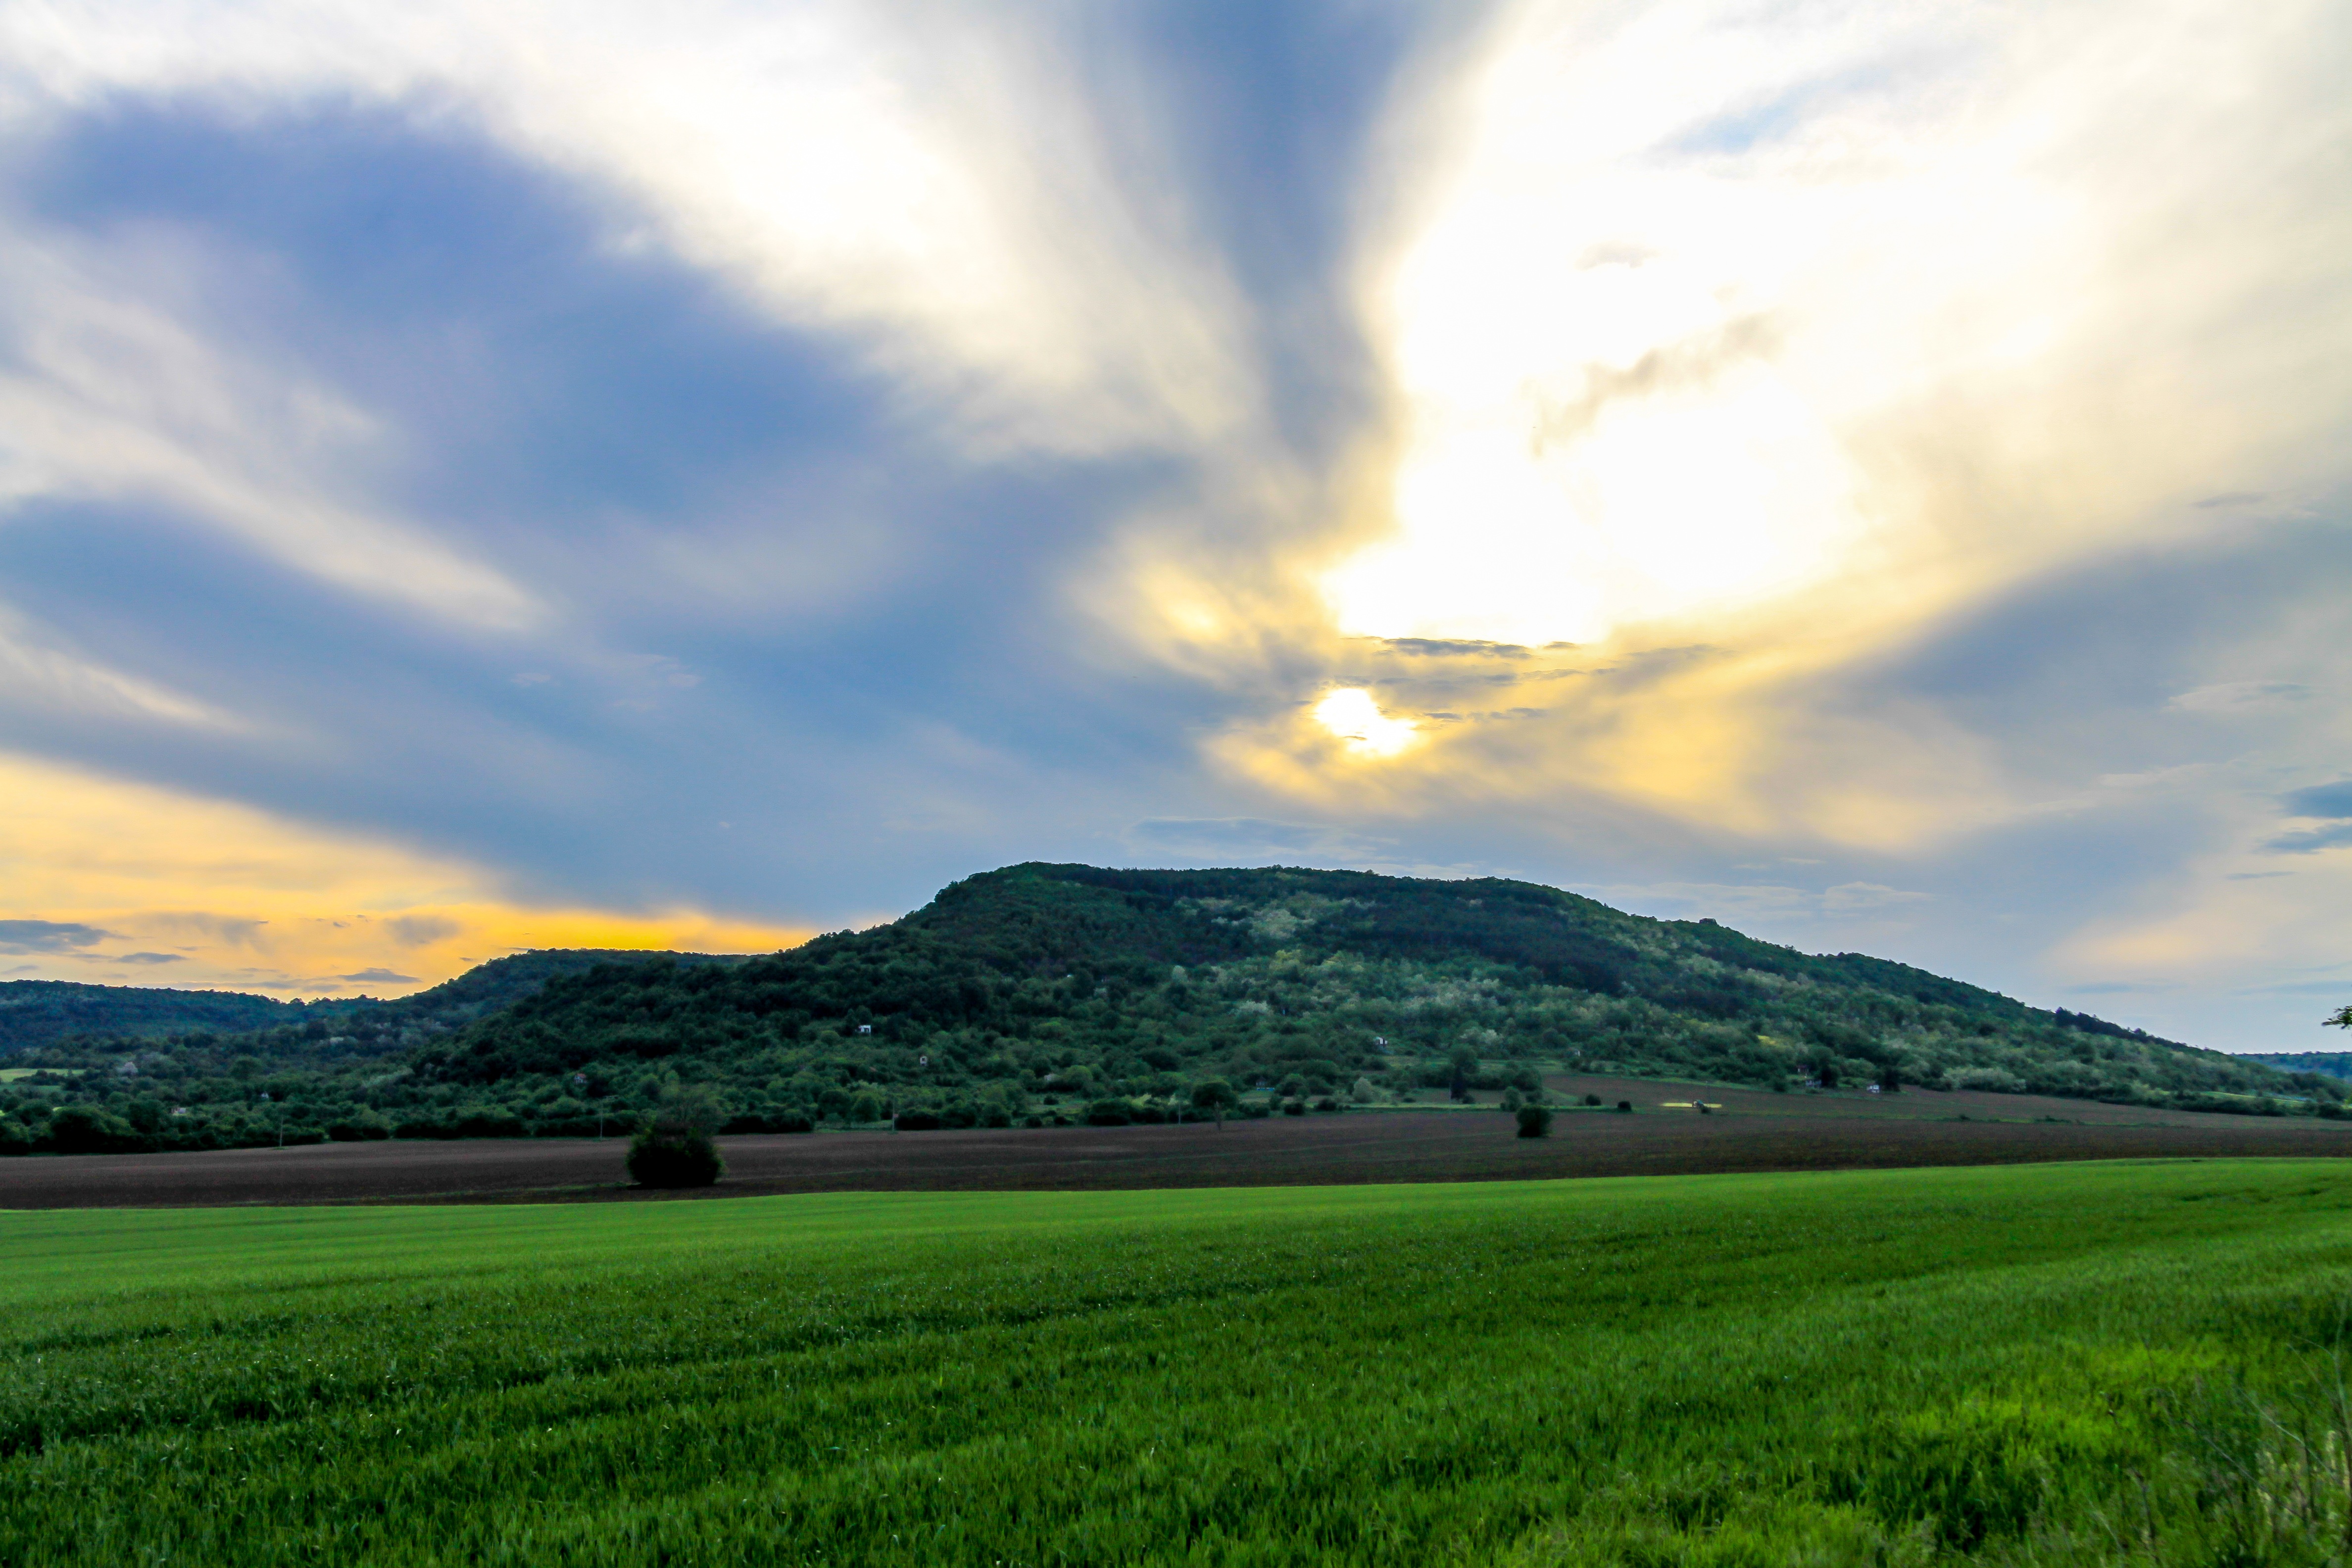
7 1162 2352 1565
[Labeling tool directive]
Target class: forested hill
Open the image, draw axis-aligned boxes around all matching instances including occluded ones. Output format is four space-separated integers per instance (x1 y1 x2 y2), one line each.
2245 1052 2352 1081
0 980 291 1053
4 864 2327 1152
0 950 740 1061
421 863 2307 1118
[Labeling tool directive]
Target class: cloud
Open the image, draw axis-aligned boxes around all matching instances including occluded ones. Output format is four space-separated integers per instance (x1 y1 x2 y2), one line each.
2195 492 2269 509
108 951 187 964
0 918 113 953
1122 817 1392 865
2268 824 2352 856
383 915 460 948
1578 881 1930 927
2282 782 2352 819
340 967 416 984
2169 682 2313 713
0 0 1261 459
0 225 543 632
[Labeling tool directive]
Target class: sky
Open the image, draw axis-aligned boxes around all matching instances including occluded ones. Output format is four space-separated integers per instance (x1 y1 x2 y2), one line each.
0 0 2346 1053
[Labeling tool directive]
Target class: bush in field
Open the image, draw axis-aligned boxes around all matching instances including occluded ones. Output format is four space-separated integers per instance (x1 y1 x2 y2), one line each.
1583 1093 1603 1106
1501 1087 1524 1112
42 1106 133 1155
1085 1099 1133 1126
893 1111 942 1131
1878 1064 1903 1093
627 1090 725 1188
1616 1100 1633 1113
1516 1105 1553 1138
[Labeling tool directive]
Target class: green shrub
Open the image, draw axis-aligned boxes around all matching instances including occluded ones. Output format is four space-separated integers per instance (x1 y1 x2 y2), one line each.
1583 1093 1602 1106
41 1105 134 1155
1516 1105 1553 1138
1616 1100 1633 1113
626 1089 725 1188
893 1111 943 1131
1084 1099 1133 1127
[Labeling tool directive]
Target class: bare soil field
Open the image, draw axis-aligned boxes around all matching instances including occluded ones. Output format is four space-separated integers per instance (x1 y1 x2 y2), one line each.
4 1077 2349 1208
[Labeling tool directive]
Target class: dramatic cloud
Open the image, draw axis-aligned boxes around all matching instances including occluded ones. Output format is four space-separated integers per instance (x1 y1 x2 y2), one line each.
0 0 2343 1051
0 918 113 954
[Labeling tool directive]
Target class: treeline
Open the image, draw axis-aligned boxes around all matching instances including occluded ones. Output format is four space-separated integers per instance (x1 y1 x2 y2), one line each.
1 864 2333 1153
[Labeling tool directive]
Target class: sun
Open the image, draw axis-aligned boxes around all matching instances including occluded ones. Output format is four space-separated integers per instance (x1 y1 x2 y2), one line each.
1314 689 1420 758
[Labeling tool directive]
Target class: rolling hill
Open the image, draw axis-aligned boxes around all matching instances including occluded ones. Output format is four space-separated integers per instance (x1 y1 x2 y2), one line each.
2 863 2331 1153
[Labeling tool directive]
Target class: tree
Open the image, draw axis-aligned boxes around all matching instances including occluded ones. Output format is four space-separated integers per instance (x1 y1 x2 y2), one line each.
626 1087 725 1188
1190 1078 1237 1127
1878 1063 1903 1093
1516 1105 1553 1138
2328 1006 2352 1030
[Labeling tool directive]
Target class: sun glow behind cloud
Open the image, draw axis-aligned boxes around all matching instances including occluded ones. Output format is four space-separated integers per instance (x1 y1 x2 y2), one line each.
1322 0 2352 653
1313 688 1419 759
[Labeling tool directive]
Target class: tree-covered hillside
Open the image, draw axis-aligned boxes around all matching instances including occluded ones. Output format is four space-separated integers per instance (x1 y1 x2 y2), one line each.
2 864 2330 1155
0 981 292 1053
2244 1052 2352 1081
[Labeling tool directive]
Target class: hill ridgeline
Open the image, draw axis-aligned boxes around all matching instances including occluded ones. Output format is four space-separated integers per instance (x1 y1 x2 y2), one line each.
4 863 2328 1154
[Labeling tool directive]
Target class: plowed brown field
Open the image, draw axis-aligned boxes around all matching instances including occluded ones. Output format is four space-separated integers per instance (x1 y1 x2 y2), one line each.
3 1076 2347 1208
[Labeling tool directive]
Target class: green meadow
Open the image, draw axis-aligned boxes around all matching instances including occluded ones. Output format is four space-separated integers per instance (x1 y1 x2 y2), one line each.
7 1162 2352 1565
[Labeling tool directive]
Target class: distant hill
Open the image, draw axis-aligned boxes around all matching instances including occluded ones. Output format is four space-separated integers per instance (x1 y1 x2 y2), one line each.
419 863 2312 1116
0 981 292 1053
2243 1052 2352 1081
3 865 2327 1154
0 950 747 1061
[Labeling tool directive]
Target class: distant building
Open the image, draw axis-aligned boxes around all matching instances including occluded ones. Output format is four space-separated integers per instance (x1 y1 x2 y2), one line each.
856 1024 873 1035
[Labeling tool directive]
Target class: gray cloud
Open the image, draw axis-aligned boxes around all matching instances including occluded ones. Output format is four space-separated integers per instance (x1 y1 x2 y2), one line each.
383 915 460 948
2168 682 2311 713
1123 818 1391 865
1531 315 1778 454
2268 823 2352 855
2282 782 2352 819
340 968 417 984
109 951 187 964
0 919 113 954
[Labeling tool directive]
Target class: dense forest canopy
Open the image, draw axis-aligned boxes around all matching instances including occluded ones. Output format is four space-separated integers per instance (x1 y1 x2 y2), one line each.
2 864 2334 1155
0 981 293 1052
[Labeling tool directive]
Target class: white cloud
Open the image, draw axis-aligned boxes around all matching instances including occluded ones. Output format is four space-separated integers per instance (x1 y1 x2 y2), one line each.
1329 0 2352 649
0 0 1257 458
0 225 542 629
